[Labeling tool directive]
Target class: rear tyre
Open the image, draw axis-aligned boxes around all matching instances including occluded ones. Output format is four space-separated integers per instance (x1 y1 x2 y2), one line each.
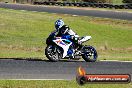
45 45 62 62
82 46 97 62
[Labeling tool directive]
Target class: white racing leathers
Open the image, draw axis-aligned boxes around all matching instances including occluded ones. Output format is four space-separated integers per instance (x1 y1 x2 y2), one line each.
53 28 91 44
68 29 91 44
68 29 79 38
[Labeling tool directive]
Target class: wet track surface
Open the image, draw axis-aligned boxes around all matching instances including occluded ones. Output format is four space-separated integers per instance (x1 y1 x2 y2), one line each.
0 3 132 20
0 59 132 80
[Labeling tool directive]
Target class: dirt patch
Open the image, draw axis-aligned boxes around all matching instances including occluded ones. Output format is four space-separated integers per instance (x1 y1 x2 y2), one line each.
98 46 132 52
90 18 132 28
1 44 132 53
0 44 43 52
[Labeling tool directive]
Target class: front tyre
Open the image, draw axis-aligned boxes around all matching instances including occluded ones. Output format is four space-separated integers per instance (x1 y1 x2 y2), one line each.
82 46 98 62
45 45 62 62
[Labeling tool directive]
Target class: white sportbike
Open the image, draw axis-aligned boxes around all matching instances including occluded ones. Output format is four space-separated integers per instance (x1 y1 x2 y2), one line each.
45 34 98 62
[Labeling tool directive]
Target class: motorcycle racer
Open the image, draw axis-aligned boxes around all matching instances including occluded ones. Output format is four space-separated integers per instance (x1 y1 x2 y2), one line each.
53 19 81 45
47 19 81 58
45 19 97 61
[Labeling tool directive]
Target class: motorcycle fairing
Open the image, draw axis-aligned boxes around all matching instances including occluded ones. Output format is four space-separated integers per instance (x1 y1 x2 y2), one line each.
53 37 72 58
80 36 92 43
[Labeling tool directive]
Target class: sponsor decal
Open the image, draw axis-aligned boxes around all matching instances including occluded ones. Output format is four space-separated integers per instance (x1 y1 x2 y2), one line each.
56 39 66 46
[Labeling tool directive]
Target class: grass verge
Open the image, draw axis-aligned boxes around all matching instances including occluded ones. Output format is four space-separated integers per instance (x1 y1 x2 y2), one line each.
0 80 131 88
0 8 132 60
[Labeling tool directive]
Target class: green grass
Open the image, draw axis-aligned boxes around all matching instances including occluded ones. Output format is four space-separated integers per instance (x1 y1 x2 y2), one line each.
112 0 123 4
0 8 132 60
0 80 131 88
0 0 12 3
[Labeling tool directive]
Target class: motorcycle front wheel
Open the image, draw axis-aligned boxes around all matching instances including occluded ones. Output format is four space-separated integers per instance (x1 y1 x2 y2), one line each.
82 46 98 62
45 45 62 62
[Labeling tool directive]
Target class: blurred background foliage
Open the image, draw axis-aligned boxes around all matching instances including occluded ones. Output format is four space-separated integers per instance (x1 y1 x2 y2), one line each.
0 0 131 5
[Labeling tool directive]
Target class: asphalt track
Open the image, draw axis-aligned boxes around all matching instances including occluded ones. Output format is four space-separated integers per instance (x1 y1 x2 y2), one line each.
0 59 132 80
0 3 132 20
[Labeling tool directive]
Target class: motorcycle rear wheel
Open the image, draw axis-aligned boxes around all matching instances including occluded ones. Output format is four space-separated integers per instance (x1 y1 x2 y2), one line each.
82 46 98 62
